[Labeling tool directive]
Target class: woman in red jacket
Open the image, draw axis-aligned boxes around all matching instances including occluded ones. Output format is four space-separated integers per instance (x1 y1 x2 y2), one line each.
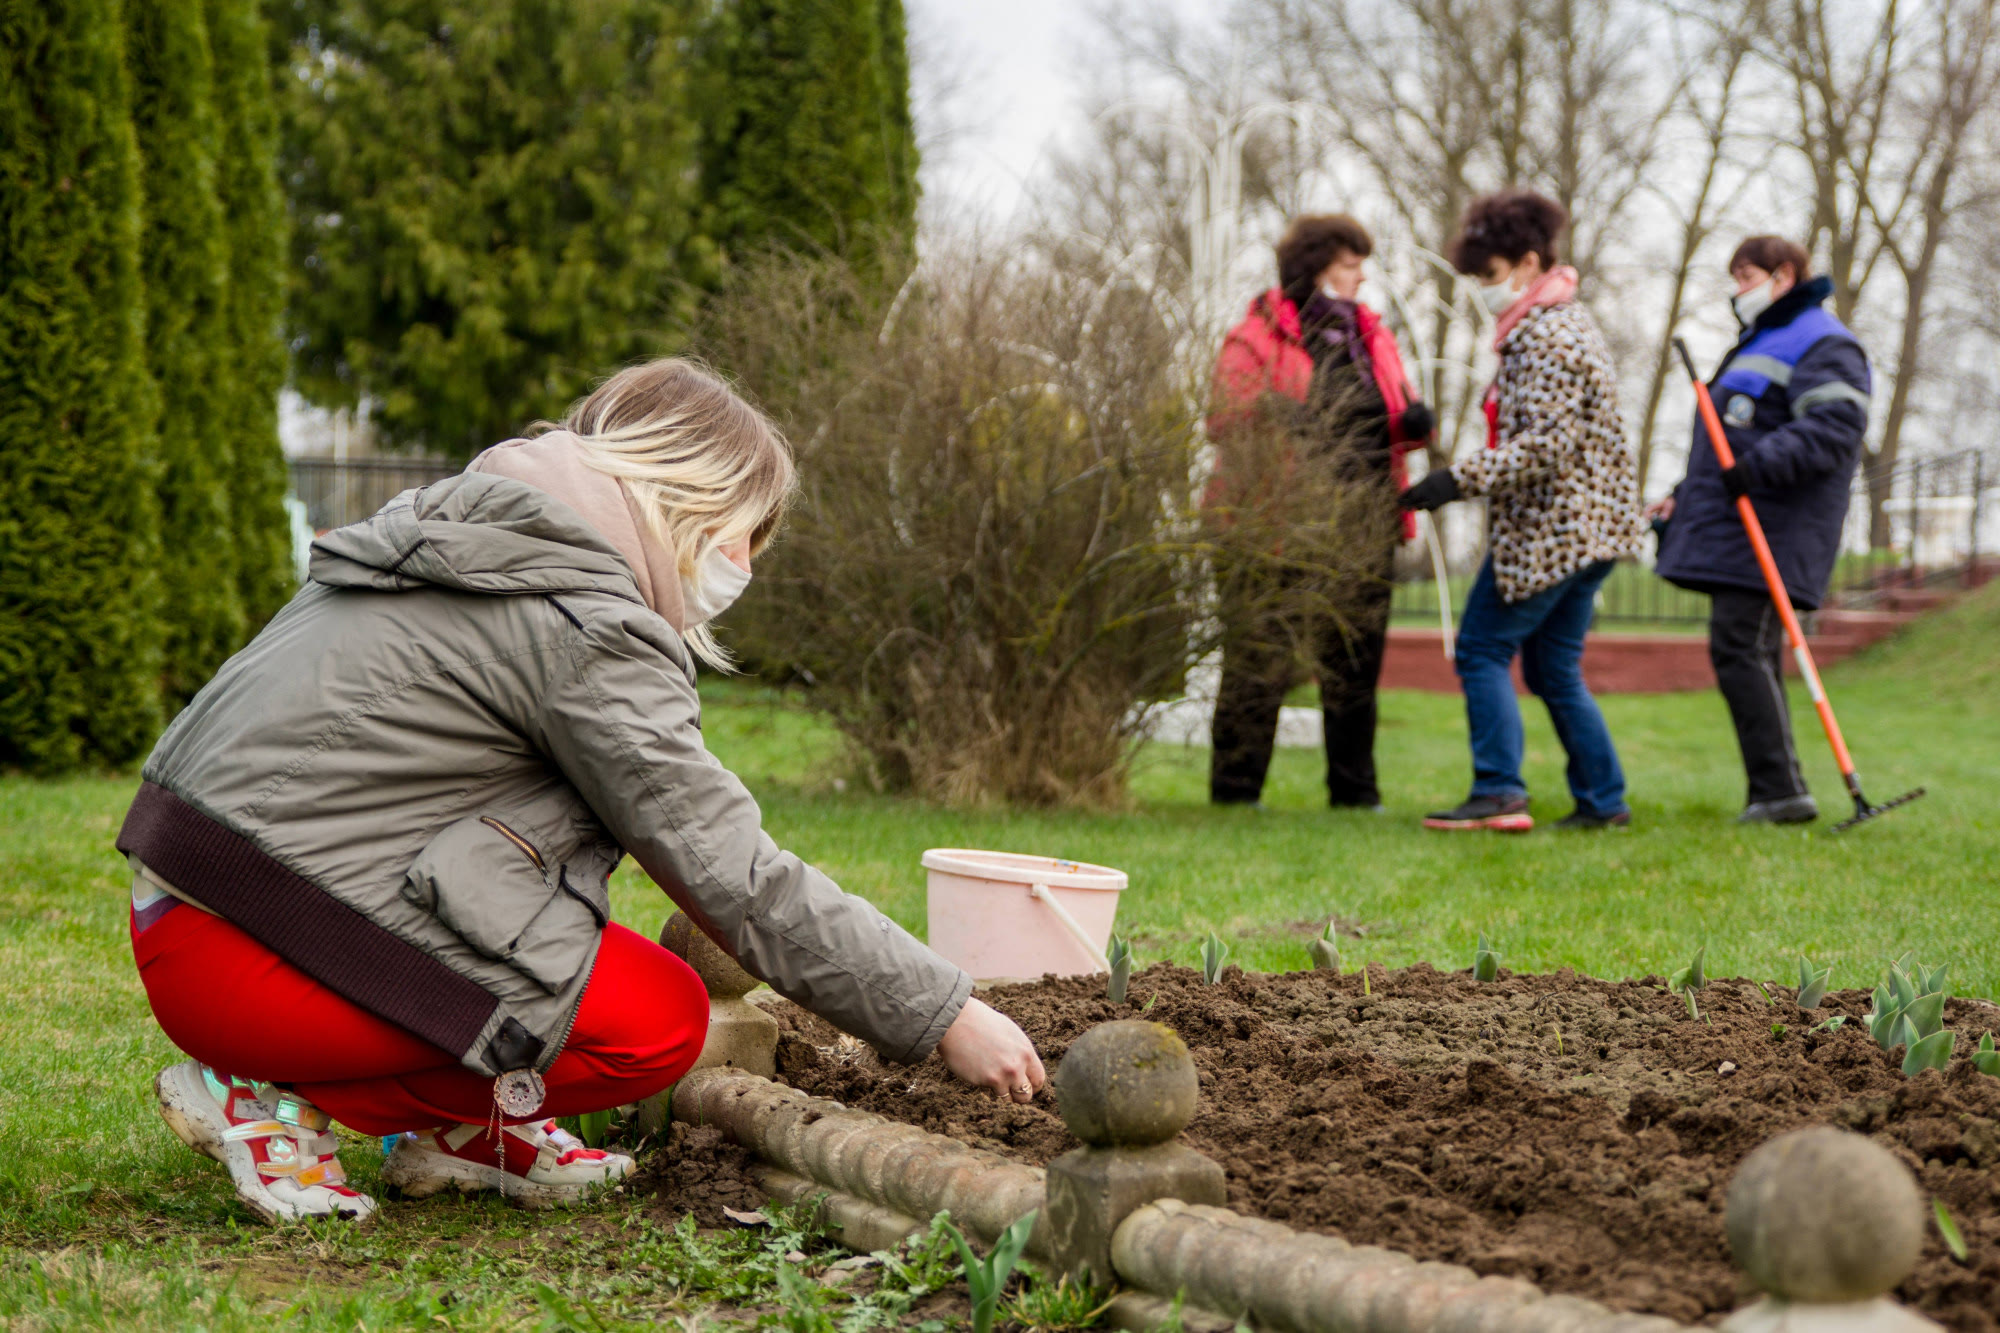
1205 214 1434 809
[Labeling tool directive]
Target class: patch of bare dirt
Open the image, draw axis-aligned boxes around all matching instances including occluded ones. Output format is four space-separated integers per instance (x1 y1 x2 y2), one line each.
768 962 2000 1330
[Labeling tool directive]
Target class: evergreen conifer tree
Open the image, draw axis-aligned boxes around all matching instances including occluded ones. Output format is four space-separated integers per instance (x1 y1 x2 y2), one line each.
205 0 295 628
697 0 919 262
278 0 703 456
0 0 166 770
127 0 247 703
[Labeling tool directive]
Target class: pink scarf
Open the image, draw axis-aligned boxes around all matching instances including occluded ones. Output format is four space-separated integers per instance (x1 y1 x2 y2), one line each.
1483 265 1581 448
469 431 686 630
1491 265 1579 348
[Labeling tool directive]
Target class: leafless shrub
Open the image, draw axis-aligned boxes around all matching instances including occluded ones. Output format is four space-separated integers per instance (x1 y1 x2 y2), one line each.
703 247 1388 806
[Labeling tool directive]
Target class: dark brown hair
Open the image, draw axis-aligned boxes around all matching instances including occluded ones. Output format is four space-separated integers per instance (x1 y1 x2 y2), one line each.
1728 236 1812 282
1276 214 1374 307
1448 189 1568 276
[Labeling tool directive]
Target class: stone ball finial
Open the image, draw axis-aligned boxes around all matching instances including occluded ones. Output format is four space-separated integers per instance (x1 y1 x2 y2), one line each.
660 911 760 999
1726 1126 1924 1304
1051 1020 1199 1147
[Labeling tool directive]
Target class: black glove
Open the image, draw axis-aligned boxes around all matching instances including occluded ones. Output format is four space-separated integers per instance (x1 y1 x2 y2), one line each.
1720 464 1750 499
1399 468 1460 511
1398 401 1435 441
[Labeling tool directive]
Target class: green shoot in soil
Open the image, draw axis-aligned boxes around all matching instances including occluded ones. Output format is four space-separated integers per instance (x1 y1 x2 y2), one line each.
1975 1033 2000 1077
1813 1015 1848 1033
1106 935 1132 1004
941 1209 1037 1333
1935 1198 1969 1263
1669 944 1707 1020
1905 1029 1955 1076
1307 920 1341 973
1200 933 1228 985
1771 1023 1788 1040
1472 934 1501 983
1004 1267 1113 1332
1796 955 1833 1011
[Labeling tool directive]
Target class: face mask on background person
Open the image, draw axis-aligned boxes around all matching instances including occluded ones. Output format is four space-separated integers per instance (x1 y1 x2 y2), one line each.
681 542 751 628
1477 273 1521 316
1732 278 1777 329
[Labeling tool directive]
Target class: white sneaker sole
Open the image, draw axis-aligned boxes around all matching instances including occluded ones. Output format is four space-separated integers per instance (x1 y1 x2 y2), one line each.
154 1062 375 1226
381 1139 633 1210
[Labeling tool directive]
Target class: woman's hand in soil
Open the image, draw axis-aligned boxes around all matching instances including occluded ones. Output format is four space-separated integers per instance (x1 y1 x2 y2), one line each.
936 997 1046 1103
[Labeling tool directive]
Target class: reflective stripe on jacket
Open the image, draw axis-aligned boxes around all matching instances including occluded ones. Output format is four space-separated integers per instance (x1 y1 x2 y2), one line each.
1655 276 1871 609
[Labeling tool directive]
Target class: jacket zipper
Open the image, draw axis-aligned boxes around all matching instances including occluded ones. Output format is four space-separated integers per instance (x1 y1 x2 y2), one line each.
479 816 546 871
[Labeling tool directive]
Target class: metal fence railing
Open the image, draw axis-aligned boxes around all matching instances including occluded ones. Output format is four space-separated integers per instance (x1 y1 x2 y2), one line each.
1390 446 1999 630
289 455 460 532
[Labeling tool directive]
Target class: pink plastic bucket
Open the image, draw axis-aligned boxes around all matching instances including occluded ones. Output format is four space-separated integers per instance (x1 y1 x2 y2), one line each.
922 848 1127 982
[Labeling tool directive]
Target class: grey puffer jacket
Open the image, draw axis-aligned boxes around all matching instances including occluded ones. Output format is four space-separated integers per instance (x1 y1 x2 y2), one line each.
119 473 972 1078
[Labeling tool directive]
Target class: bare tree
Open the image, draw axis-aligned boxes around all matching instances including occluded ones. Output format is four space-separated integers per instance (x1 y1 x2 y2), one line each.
1862 0 2000 545
1632 0 1764 493
1776 0 2000 545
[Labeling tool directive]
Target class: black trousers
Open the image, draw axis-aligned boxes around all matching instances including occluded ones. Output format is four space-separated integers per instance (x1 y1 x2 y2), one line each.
1708 588 1809 804
1209 563 1394 807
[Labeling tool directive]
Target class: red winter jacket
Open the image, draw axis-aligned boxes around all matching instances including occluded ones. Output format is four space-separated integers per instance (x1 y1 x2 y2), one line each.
1205 290 1423 540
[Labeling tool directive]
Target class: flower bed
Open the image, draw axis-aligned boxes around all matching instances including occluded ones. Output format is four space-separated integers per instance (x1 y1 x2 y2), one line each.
763 962 2000 1330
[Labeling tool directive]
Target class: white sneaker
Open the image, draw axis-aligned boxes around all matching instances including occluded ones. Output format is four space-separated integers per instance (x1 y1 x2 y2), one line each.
155 1060 376 1225
382 1118 633 1209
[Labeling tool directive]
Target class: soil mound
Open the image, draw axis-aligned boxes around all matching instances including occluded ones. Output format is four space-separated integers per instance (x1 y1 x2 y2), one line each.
768 962 2000 1329
631 1121 768 1227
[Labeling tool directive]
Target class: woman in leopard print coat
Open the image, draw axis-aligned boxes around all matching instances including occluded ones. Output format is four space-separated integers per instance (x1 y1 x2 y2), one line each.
1400 190 1644 833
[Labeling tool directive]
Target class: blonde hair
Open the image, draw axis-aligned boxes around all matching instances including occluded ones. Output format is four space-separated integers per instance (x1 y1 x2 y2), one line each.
537 357 794 671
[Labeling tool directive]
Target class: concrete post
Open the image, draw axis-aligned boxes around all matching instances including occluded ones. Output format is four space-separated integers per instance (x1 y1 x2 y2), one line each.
1043 1021 1228 1287
1720 1127 1944 1333
636 912 781 1133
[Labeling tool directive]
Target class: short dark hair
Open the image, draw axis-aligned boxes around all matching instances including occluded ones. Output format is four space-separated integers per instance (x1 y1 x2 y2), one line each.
1728 236 1812 282
1276 214 1373 307
1448 189 1568 276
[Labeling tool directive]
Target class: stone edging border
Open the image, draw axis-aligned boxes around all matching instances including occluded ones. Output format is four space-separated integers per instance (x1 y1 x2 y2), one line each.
647 917 1946 1333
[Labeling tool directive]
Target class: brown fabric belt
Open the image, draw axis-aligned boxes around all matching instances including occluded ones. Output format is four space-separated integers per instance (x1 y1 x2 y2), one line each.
117 781 497 1059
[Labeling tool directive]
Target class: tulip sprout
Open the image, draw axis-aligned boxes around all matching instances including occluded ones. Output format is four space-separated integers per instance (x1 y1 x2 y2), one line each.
1973 1033 2000 1077
1796 955 1832 1011
1105 934 1132 1004
1471 933 1501 982
1307 921 1341 973
1200 932 1228 985
941 1209 1037 1333
1668 944 1707 1019
1864 956 1959 1075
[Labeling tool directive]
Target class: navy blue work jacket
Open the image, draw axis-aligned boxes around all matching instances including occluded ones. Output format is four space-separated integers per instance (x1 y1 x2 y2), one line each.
1654 276 1871 610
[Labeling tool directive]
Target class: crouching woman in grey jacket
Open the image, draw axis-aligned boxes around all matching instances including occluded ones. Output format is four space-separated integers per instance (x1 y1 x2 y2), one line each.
120 358 1043 1225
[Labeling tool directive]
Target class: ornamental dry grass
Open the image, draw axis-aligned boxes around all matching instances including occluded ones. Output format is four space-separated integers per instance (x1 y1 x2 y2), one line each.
705 249 1390 807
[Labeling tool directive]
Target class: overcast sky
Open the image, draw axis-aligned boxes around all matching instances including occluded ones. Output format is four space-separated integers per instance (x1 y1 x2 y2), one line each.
907 0 1217 224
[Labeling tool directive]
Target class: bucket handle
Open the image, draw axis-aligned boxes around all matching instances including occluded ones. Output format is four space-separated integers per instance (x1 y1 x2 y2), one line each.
1028 882 1110 973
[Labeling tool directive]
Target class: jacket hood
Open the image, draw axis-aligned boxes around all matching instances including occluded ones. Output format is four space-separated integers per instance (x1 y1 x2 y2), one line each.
309 471 649 606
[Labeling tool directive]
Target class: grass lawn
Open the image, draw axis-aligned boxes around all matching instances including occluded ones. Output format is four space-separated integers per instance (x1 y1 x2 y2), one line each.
1 583 1994 1327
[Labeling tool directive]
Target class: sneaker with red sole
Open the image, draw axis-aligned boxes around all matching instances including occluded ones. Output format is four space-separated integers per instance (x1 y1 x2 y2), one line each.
1421 794 1534 832
154 1060 376 1225
381 1118 633 1209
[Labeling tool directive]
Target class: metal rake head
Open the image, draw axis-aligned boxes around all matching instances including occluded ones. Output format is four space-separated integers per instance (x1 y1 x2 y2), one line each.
1832 786 1927 833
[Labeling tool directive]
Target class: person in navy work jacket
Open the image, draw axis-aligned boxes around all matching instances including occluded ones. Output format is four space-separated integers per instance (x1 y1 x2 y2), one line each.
1650 236 1872 825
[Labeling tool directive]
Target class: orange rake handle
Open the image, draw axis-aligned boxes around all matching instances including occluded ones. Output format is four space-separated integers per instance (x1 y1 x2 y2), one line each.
1673 340 1859 786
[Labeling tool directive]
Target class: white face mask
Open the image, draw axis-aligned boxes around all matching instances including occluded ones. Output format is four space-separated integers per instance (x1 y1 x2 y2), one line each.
1477 275 1520 316
681 542 751 628
1731 278 1777 329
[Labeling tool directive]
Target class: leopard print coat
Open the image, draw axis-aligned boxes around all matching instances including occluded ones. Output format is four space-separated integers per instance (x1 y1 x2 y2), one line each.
1450 301 1645 602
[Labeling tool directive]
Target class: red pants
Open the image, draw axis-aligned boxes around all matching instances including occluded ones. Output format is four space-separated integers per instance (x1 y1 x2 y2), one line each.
133 902 708 1136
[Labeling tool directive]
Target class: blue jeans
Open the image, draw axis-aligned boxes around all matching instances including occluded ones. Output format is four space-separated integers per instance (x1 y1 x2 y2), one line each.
1453 557 1627 818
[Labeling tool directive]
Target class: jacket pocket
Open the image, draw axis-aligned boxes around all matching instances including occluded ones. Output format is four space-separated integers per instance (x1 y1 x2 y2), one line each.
403 814 602 995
